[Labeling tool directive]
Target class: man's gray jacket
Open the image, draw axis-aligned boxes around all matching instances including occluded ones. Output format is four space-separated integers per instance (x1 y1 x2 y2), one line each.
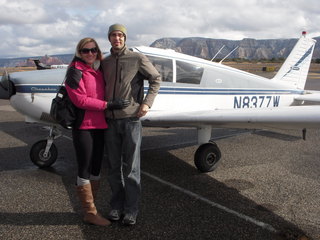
101 46 161 119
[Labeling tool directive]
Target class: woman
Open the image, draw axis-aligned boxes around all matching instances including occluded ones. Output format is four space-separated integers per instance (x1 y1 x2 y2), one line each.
65 38 109 226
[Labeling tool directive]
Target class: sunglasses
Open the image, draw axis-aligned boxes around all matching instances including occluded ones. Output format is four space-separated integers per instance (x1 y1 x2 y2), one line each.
80 47 98 54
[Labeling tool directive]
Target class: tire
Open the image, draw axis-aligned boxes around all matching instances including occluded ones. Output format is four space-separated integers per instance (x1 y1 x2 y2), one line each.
30 140 58 168
194 143 221 173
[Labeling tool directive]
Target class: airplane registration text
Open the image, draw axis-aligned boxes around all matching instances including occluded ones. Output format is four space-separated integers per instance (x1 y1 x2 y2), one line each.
234 96 280 108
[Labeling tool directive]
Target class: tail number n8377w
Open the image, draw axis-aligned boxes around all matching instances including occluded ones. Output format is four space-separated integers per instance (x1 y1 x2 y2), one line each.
234 95 280 108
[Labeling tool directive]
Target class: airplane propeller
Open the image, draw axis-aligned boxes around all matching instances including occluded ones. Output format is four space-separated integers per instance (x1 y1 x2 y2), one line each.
0 70 15 99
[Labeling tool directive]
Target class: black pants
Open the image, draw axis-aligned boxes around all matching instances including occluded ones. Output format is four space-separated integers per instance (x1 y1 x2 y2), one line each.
72 128 105 179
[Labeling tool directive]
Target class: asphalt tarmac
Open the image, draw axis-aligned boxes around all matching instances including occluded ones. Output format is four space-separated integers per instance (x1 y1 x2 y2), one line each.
0 74 320 240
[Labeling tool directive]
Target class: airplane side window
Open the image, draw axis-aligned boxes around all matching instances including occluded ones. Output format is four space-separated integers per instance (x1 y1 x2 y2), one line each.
176 61 203 84
146 56 173 82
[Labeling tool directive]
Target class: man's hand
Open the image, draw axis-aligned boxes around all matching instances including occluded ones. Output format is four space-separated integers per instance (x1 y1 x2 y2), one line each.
107 99 130 110
137 104 149 118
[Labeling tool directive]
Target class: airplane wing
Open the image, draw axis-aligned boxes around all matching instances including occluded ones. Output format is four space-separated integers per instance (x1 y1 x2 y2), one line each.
143 105 320 130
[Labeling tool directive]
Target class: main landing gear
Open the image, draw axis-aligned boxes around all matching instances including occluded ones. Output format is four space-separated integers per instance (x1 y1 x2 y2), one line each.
193 127 222 173
30 126 61 168
194 141 221 172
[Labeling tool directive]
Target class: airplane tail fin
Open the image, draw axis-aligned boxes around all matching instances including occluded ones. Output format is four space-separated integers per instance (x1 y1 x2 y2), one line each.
272 32 316 89
33 59 50 70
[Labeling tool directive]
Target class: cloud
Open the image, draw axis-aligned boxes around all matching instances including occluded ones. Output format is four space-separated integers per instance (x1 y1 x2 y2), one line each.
0 0 319 58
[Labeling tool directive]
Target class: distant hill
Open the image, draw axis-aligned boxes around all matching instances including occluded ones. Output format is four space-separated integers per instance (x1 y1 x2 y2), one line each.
0 54 74 68
150 36 320 60
1 36 319 67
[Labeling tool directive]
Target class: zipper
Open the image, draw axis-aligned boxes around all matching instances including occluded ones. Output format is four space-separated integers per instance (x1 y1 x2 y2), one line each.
111 56 119 119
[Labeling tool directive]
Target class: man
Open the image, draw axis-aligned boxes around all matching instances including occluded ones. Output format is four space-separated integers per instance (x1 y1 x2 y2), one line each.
102 23 161 226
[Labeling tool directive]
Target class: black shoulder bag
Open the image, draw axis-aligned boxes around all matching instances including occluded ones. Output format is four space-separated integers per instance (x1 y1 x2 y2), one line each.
50 78 77 129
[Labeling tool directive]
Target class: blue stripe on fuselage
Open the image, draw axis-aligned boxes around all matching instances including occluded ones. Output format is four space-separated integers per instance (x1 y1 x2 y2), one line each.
14 84 303 95
145 86 302 95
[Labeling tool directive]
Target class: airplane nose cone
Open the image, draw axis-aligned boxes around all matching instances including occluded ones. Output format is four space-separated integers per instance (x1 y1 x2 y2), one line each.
0 70 14 99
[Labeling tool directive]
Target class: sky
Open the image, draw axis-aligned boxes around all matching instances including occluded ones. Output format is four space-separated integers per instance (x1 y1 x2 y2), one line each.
0 0 319 58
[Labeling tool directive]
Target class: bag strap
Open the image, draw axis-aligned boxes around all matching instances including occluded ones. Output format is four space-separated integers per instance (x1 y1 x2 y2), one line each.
60 62 75 86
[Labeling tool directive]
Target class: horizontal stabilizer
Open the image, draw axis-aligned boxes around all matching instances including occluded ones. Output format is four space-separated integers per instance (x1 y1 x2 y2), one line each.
295 92 320 102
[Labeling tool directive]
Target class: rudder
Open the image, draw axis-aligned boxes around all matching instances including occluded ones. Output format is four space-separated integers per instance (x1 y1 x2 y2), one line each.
272 32 316 89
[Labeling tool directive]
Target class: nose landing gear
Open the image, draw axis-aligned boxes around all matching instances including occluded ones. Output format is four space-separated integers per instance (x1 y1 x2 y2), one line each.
29 126 62 168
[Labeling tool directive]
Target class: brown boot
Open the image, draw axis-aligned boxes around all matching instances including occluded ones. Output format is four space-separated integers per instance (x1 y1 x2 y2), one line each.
90 180 100 200
76 184 111 226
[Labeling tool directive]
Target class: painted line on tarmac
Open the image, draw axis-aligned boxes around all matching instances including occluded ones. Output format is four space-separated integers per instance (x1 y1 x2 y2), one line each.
142 170 277 233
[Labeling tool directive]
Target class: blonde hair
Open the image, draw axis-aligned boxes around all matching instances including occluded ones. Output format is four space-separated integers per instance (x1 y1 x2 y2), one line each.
75 37 103 61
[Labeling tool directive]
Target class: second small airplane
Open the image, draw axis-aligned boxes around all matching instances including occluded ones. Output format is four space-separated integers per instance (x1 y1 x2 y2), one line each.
33 59 68 70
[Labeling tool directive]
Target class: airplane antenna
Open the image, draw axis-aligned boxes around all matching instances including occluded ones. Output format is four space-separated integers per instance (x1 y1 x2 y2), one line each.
211 45 225 61
219 46 239 64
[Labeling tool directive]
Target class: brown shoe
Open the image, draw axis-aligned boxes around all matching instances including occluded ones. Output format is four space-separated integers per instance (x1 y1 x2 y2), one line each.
83 212 111 226
76 184 111 226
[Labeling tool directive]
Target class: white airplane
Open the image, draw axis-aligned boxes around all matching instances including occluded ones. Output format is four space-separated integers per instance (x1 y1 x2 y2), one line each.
1 31 320 172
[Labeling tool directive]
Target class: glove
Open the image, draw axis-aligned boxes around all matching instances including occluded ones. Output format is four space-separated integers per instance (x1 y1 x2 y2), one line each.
107 99 131 110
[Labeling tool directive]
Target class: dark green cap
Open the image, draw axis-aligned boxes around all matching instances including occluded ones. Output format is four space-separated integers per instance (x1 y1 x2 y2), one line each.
108 23 127 39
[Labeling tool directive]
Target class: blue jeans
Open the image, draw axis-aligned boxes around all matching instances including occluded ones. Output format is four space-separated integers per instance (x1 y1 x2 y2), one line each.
105 117 142 214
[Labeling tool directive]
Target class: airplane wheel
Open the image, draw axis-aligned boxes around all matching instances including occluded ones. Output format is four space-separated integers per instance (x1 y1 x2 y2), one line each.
30 140 58 168
194 142 221 173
